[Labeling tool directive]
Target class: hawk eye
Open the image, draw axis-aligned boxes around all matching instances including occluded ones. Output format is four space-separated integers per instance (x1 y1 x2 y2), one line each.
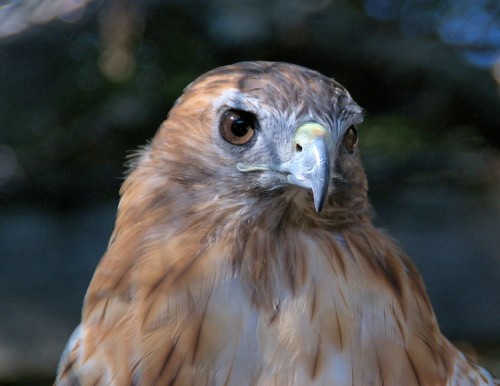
220 109 256 145
343 126 358 153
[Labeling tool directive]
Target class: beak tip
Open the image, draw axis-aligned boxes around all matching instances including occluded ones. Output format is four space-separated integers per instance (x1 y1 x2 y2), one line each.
313 190 327 213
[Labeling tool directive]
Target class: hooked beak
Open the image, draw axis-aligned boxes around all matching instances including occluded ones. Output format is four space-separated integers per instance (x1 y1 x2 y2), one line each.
237 122 331 212
285 123 331 212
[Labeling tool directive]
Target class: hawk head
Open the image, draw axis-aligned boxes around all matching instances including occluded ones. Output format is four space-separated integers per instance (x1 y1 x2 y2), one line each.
141 62 366 219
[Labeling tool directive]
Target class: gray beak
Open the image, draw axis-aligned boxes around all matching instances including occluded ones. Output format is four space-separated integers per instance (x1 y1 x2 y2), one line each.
285 123 331 212
236 122 332 212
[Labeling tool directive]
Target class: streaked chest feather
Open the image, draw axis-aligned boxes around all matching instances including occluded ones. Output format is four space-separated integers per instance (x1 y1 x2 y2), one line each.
136 229 438 386
77 223 494 386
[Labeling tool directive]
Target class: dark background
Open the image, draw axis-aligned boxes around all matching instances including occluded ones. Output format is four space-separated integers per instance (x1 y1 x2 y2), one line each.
0 0 498 383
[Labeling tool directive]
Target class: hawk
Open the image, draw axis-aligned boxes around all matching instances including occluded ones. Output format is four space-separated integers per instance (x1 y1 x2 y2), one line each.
55 62 498 386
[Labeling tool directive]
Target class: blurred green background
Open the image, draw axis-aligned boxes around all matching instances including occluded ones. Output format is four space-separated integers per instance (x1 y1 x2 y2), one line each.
0 0 498 384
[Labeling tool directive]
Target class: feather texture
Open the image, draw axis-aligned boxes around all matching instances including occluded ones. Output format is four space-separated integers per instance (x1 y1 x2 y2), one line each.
55 62 498 386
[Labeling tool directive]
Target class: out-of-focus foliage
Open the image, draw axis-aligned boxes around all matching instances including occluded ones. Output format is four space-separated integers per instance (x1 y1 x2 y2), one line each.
364 0 499 68
0 0 95 37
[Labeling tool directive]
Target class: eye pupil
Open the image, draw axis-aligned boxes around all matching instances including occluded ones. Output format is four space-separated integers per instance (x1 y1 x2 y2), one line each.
220 109 256 145
231 118 249 137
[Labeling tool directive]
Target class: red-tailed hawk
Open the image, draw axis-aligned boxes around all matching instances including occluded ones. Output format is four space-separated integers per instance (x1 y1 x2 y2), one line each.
55 62 498 385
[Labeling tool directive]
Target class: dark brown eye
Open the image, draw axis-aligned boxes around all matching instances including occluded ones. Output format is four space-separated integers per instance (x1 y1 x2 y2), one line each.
220 109 256 145
343 126 358 153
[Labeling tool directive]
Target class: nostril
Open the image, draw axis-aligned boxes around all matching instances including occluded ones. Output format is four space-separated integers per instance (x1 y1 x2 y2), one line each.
295 144 303 153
